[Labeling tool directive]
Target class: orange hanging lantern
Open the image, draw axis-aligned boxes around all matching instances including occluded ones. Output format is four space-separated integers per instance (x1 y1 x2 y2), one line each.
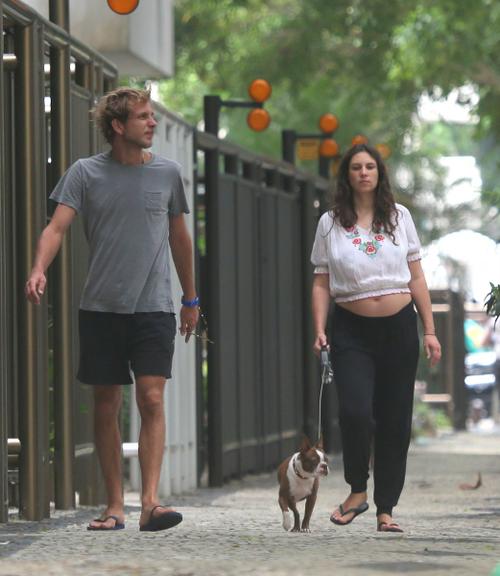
107 0 140 15
375 143 391 159
318 113 339 134
319 139 339 158
351 134 369 146
248 79 272 103
247 108 271 132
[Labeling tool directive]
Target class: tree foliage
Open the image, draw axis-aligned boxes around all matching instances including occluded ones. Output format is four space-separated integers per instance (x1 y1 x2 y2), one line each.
160 0 500 239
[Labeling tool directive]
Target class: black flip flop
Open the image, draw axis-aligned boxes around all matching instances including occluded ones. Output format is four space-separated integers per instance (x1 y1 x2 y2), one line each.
330 501 369 525
139 505 183 532
87 514 125 531
377 521 404 533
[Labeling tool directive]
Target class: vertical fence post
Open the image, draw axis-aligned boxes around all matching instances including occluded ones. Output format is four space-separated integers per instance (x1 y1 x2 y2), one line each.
204 96 221 136
0 1 9 524
300 180 320 441
193 132 204 485
241 160 261 474
49 0 70 31
451 291 466 429
50 13 75 509
282 129 296 164
15 20 50 521
318 156 330 179
205 139 223 485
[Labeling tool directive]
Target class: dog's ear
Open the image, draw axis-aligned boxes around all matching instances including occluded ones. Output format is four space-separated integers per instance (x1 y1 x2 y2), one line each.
299 435 312 452
316 436 324 451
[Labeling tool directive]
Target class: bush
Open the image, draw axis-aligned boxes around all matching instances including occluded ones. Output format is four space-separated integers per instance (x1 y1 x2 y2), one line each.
485 282 500 326
412 397 452 439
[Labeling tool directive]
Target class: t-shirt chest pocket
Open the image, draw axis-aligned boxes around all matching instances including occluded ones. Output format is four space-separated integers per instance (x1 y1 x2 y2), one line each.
144 190 167 214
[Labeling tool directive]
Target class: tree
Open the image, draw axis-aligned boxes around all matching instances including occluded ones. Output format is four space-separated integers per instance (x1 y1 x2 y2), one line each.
387 0 500 225
160 0 500 240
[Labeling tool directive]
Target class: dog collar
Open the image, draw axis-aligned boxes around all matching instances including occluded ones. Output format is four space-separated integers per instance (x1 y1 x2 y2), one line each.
292 455 309 480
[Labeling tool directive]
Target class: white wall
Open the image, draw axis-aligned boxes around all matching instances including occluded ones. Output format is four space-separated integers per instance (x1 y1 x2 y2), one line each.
129 102 198 497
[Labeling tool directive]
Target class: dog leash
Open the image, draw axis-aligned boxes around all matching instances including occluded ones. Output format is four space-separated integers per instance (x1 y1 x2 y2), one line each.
318 345 334 442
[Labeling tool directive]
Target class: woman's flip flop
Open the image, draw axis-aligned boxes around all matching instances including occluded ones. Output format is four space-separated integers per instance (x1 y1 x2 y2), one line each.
330 501 369 525
377 521 404 533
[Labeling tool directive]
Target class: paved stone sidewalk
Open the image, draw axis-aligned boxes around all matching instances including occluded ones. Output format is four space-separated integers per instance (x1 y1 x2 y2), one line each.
0 429 499 576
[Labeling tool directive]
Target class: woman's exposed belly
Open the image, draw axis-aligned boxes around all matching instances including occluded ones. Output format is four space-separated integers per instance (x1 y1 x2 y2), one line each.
336 292 412 317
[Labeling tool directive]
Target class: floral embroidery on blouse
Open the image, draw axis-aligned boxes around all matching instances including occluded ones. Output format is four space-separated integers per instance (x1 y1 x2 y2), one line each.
344 226 385 257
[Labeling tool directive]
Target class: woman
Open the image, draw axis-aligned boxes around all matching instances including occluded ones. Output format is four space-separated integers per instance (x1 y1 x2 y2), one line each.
311 143 441 533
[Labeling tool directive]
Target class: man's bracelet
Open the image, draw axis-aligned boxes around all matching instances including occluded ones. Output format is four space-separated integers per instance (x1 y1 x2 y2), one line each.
181 296 199 308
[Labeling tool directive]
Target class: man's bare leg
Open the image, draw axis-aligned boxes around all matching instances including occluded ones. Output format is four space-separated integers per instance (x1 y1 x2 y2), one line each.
135 375 178 527
88 384 125 529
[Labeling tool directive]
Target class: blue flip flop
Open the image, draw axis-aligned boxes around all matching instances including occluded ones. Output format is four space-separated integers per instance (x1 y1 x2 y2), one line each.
330 501 369 525
87 514 125 531
139 505 183 532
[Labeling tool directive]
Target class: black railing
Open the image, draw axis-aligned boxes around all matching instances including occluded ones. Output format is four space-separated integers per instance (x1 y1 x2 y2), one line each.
196 131 332 484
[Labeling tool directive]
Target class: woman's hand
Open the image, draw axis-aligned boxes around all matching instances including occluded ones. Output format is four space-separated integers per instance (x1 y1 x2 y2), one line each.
313 333 329 356
423 334 441 367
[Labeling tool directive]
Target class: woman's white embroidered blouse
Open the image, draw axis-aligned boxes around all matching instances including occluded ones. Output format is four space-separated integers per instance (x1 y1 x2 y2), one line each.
310 203 421 303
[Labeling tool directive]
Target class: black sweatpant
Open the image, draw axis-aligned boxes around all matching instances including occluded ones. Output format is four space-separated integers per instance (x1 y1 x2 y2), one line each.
330 301 419 516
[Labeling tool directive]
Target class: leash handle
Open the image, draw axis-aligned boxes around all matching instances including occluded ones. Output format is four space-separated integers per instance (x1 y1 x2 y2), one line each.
318 345 333 442
320 346 330 369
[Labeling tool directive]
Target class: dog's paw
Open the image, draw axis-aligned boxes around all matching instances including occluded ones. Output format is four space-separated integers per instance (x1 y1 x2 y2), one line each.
301 527 311 533
282 511 292 531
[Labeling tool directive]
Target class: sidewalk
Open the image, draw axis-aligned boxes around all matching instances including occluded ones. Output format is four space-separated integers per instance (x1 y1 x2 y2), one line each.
1 427 499 576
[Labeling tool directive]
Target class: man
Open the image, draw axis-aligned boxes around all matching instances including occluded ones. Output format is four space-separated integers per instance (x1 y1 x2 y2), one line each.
25 87 198 532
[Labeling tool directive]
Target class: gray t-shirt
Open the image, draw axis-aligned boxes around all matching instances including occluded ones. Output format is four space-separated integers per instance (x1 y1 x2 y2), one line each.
50 151 189 313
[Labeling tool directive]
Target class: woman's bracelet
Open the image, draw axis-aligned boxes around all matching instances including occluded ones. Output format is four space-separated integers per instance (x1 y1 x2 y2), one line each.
424 332 436 336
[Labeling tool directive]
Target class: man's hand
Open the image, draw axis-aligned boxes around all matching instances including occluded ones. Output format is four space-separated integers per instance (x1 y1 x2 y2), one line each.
23 203 76 305
180 305 200 342
25 270 46 305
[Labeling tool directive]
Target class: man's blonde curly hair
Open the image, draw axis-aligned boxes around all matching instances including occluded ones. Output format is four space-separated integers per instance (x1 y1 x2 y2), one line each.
93 87 151 144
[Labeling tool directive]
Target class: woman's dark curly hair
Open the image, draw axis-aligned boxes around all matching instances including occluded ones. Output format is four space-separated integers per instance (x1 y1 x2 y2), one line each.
330 143 398 243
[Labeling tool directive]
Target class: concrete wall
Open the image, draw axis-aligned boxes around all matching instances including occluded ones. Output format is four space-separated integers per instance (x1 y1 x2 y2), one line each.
23 0 174 78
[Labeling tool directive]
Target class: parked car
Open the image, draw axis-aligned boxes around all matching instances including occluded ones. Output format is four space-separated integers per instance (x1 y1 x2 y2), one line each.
465 350 497 419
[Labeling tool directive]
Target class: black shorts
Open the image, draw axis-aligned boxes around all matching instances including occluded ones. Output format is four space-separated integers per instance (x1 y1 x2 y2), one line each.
77 310 176 385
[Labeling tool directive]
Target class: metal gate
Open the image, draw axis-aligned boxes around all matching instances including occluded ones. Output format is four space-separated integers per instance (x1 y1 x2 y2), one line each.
0 0 117 521
197 132 329 485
